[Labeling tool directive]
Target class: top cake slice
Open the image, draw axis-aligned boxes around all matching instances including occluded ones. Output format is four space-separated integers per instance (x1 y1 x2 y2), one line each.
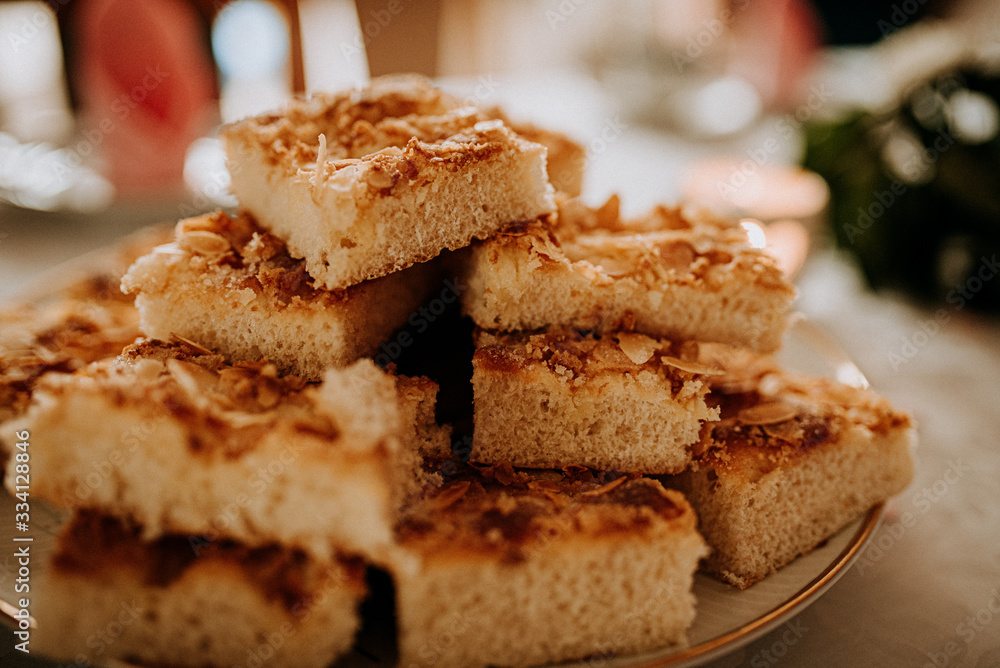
221 76 559 290
462 195 797 352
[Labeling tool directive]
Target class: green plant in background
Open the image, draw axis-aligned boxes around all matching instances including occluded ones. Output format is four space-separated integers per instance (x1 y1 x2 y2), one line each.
803 62 1000 312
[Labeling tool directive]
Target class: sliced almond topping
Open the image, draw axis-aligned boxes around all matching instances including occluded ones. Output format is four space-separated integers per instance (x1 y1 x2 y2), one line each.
430 480 471 510
738 401 799 426
166 358 218 403
129 357 167 381
761 420 805 442
179 231 231 257
313 133 328 181
660 355 723 376
616 332 660 365
169 334 214 356
176 216 216 235
363 165 397 190
657 240 697 271
580 476 627 497
330 158 361 170
527 480 562 492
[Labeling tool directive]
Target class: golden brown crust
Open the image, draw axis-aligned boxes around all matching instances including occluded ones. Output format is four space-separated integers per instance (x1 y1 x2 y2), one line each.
222 77 559 290
474 328 714 391
398 463 695 562
146 210 364 308
0 277 141 424
463 196 796 352
223 77 542 205
508 197 792 294
693 345 913 479
227 76 582 189
106 339 333 458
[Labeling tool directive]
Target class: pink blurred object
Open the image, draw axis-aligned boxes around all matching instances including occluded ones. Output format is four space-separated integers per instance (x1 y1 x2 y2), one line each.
727 0 823 110
74 0 216 196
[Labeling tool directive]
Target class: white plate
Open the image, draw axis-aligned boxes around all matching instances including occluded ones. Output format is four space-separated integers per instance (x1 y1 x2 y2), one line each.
0 246 881 667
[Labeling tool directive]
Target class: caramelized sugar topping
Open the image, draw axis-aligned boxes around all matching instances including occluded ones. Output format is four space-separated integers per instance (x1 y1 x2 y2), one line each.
53 511 364 612
692 344 912 474
170 211 352 306
474 328 713 392
398 462 690 563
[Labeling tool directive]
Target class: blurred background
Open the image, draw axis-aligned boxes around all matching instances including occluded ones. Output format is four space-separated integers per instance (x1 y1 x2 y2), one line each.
0 0 998 310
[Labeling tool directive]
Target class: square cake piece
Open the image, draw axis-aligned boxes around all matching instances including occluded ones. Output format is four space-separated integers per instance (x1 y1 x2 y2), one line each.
5 338 449 563
1 274 140 426
122 210 440 380
221 76 558 289
667 347 915 588
471 328 719 474
33 511 365 668
393 463 708 668
0 224 171 427
462 195 796 352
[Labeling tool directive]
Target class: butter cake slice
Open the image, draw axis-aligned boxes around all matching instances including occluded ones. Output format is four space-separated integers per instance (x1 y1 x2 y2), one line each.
462 195 796 352
5 339 449 562
221 75 558 290
122 210 439 380
0 224 173 426
393 463 708 668
471 328 719 474
33 511 365 668
1 274 140 426
667 347 915 588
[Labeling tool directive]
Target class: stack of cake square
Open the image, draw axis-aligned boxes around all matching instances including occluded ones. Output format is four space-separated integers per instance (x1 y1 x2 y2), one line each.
121 75 565 380
17 339 449 667
0 75 916 668
461 193 915 590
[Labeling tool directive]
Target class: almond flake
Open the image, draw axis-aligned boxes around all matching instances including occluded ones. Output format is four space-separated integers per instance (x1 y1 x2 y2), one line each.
660 355 723 376
166 358 218 404
580 476 626 497
430 480 471 510
169 333 214 355
738 401 799 426
179 231 231 257
616 332 660 365
363 166 397 190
